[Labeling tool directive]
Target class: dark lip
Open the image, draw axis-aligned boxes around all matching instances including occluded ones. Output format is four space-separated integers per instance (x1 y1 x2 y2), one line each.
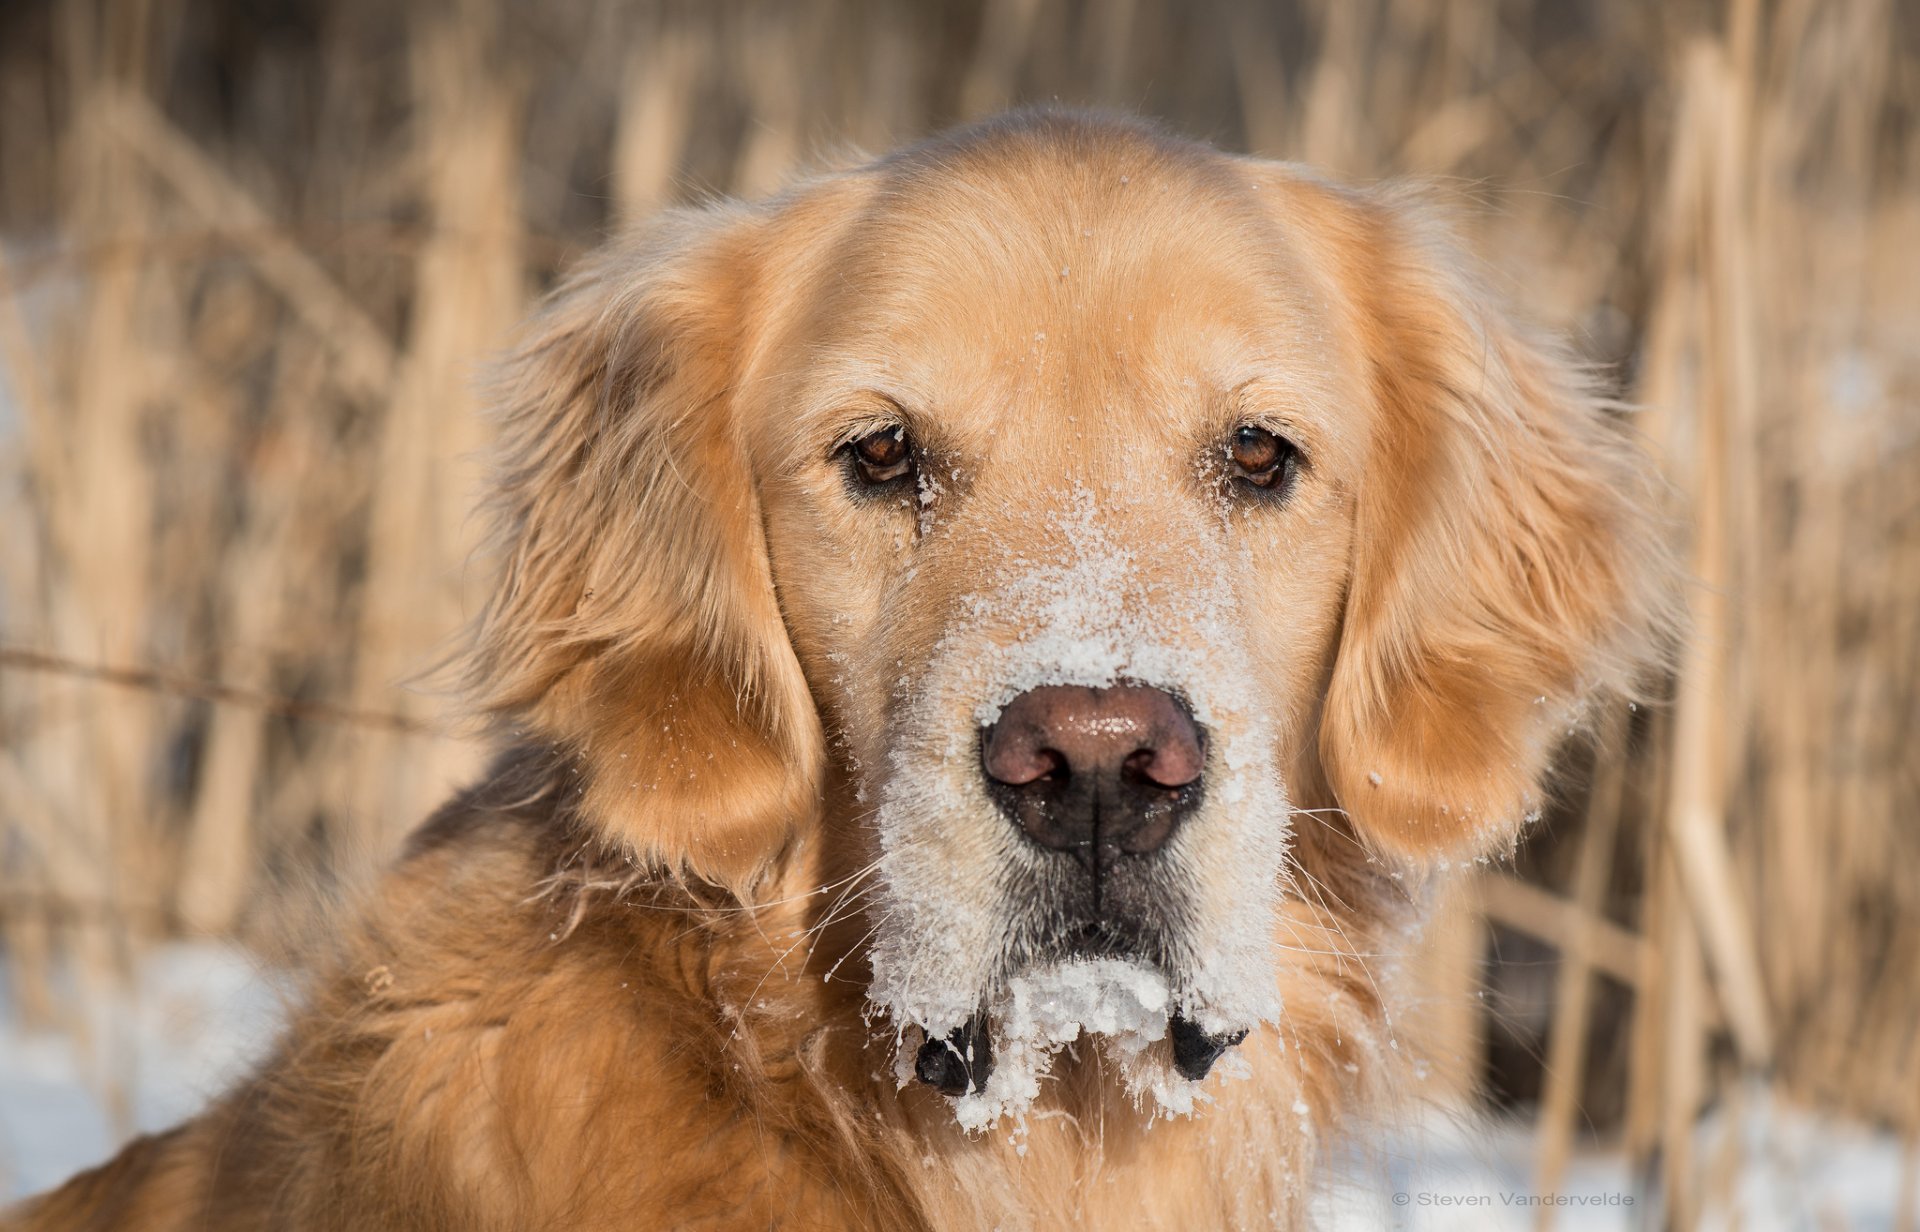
994 855 1186 979
1054 917 1156 961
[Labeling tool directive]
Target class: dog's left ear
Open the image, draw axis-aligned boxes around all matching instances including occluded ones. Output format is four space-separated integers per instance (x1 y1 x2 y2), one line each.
461 206 825 892
1314 187 1680 865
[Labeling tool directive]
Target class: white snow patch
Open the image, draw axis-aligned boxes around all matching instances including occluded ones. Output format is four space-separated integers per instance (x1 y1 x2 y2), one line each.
1317 1099 1917 1232
943 958 1173 1131
0 942 290 1201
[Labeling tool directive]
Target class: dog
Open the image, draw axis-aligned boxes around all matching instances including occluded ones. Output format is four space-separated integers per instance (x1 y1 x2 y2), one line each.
11 109 1676 1230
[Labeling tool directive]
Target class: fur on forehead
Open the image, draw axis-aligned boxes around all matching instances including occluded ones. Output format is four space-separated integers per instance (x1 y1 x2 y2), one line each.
801 121 1309 345
746 148 1365 481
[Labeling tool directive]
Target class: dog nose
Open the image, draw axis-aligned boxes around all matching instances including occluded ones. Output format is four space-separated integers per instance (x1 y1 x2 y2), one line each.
982 684 1204 860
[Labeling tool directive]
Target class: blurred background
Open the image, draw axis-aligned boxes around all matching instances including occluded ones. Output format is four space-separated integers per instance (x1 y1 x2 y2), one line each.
0 0 1915 1225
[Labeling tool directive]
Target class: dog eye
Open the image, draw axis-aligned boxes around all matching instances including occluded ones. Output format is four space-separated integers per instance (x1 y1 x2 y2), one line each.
844 426 914 487
1227 426 1299 494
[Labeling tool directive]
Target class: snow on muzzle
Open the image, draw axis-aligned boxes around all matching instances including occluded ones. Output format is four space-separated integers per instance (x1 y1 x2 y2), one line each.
863 502 1294 1131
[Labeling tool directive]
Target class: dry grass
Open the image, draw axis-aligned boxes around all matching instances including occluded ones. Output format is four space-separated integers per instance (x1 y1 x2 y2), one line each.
2 0 1917 1221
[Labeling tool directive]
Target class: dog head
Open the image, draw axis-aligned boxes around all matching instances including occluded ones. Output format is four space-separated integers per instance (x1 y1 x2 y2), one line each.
465 111 1674 1127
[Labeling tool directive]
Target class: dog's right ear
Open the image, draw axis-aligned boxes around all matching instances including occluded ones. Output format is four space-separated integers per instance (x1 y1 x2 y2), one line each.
462 206 824 892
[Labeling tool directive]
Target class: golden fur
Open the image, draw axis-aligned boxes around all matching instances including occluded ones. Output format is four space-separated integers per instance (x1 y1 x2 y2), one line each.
10 110 1677 1231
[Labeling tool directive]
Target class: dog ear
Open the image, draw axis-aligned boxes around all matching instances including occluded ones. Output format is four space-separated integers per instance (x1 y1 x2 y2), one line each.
462 206 824 891
1315 188 1678 865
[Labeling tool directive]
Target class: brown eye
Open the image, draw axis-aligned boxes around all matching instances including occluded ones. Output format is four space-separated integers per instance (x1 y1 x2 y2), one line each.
846 426 914 487
1228 425 1299 494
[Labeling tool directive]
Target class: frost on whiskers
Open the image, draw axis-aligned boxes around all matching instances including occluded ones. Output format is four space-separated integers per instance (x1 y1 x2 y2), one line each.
865 488 1290 1131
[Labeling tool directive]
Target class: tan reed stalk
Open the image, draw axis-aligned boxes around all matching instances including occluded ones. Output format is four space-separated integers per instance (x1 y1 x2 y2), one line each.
730 9 809 197
960 0 1043 119
1659 846 1708 1232
1532 715 1629 1230
1409 880 1487 1105
613 24 706 219
340 7 518 865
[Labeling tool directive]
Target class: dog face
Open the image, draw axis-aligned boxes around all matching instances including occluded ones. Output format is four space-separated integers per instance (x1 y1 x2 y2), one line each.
466 113 1673 1126
747 136 1365 1116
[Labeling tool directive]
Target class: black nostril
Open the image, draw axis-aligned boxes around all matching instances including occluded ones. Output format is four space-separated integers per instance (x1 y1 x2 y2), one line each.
1120 747 1176 789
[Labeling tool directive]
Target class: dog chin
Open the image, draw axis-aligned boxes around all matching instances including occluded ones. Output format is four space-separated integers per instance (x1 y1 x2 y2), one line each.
877 950 1271 1133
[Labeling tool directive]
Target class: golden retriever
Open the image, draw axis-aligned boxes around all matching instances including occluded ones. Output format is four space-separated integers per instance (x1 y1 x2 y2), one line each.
10 109 1676 1231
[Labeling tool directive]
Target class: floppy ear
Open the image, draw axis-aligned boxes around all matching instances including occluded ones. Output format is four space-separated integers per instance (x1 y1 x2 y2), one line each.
463 205 824 890
1317 188 1679 865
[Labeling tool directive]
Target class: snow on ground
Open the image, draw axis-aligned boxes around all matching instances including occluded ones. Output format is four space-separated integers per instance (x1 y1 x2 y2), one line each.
1319 1102 1915 1232
2 942 1912 1228
0 942 292 1201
